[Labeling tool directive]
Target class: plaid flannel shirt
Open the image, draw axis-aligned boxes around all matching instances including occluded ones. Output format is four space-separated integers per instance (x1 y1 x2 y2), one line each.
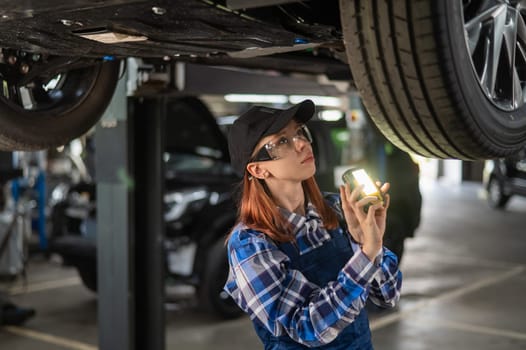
224 193 402 347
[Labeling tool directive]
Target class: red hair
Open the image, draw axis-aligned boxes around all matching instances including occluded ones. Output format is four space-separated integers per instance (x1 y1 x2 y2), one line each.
230 173 339 242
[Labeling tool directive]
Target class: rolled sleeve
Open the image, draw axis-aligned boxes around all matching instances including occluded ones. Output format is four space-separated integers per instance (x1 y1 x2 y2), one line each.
368 247 402 308
341 250 381 287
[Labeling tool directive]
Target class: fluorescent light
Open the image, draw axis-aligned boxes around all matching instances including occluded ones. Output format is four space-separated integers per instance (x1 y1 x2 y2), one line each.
319 110 343 121
224 94 288 104
289 95 341 107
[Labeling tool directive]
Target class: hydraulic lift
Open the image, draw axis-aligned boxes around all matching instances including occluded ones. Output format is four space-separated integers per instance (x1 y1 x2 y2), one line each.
95 75 166 350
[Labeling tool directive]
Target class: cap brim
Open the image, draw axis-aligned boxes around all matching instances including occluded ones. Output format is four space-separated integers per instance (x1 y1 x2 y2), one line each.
265 99 315 136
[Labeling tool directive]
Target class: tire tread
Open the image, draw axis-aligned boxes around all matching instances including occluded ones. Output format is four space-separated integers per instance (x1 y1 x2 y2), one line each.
339 0 525 159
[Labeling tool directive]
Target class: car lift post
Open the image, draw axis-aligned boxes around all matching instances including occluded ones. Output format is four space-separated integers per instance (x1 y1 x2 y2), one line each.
95 72 165 350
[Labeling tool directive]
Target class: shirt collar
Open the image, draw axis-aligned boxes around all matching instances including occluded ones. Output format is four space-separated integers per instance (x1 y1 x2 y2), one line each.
279 202 331 254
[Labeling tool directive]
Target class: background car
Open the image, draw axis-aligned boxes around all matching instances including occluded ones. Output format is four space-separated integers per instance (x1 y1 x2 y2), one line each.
0 1 523 161
49 96 243 319
483 147 526 209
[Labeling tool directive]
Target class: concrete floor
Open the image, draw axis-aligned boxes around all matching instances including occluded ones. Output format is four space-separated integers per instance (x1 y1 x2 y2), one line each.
1 179 526 350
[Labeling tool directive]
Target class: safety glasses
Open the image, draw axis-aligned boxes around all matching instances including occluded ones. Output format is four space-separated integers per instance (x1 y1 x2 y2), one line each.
251 124 313 162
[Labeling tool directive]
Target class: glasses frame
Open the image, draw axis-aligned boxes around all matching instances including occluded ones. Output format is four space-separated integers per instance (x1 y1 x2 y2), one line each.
250 124 313 163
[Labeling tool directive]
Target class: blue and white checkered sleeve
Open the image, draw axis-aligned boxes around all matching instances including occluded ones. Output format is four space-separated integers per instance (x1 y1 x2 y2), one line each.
224 228 373 347
367 247 402 308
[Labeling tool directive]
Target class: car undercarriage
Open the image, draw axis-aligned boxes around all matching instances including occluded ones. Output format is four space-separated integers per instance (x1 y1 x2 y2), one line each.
0 0 524 160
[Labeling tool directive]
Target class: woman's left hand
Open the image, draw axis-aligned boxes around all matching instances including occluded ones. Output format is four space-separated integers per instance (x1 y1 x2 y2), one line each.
339 181 391 260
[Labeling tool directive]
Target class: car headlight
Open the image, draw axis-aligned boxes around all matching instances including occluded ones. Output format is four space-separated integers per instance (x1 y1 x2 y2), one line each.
164 187 208 221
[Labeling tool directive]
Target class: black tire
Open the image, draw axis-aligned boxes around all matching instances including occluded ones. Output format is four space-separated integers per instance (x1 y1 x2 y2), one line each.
340 0 526 160
199 239 243 319
0 59 120 150
76 260 98 293
487 176 510 209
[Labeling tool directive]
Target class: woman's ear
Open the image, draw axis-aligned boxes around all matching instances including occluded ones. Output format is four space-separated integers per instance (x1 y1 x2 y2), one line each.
246 162 269 179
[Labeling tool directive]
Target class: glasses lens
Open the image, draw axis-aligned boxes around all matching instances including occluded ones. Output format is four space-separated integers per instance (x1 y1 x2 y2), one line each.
265 125 312 159
253 125 313 162
264 142 281 160
297 125 313 143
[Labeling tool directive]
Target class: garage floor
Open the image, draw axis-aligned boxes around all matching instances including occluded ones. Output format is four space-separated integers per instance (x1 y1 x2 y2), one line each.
1 180 525 350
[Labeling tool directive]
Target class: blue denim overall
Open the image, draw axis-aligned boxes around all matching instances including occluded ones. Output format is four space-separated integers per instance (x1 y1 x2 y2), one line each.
252 226 373 349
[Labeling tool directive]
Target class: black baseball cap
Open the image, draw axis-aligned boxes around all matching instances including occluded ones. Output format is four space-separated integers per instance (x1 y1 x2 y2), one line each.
228 99 315 176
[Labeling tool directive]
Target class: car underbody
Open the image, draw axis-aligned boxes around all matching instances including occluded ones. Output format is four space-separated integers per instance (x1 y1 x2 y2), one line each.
0 0 525 159
0 0 349 77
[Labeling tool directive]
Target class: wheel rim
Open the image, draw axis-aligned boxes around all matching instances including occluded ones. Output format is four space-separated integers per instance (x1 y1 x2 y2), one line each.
0 51 101 116
463 0 526 111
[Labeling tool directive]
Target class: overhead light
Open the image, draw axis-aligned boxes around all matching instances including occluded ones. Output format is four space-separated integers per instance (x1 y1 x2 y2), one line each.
289 95 342 107
319 110 344 121
224 94 288 104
